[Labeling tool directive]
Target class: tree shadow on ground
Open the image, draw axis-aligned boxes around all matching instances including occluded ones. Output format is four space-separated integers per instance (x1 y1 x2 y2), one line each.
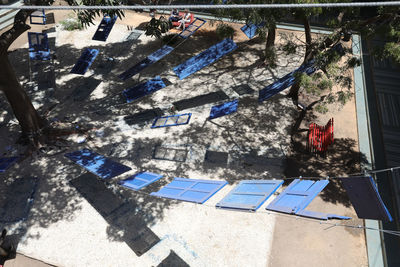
285 135 368 207
0 25 311 258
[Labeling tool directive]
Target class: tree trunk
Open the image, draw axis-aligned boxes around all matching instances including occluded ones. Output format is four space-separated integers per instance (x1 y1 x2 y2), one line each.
266 24 276 49
0 54 45 141
287 16 312 103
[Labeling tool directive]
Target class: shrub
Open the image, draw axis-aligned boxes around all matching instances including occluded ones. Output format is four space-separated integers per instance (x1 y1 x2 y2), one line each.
216 23 235 39
59 18 83 31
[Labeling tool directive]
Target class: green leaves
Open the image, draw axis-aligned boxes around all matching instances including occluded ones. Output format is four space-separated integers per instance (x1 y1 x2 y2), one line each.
144 16 171 39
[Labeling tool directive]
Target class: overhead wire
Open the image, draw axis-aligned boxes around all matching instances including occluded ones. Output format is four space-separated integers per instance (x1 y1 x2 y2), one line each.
3 2 400 10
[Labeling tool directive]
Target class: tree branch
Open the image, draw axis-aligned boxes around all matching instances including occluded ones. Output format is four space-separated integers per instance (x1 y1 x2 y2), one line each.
0 9 34 53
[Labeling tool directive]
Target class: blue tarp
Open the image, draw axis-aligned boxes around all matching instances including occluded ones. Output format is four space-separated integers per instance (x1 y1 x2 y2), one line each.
30 9 46 25
216 180 283 211
150 177 227 203
209 99 238 120
258 61 316 102
119 45 174 80
120 172 163 191
240 22 265 39
92 15 117 41
178 18 207 39
266 179 351 220
71 48 99 75
173 38 238 80
64 149 131 179
341 176 393 221
28 32 50 60
0 157 18 173
123 76 167 103
151 113 192 128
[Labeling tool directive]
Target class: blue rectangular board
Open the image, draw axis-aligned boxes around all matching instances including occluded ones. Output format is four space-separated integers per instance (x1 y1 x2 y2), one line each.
71 48 99 75
151 113 192 128
173 38 238 80
240 22 265 39
123 76 166 103
28 32 50 60
147 45 174 62
259 61 316 102
30 9 46 25
216 180 283 211
150 177 227 203
120 172 163 191
178 18 207 39
119 46 174 80
64 148 131 179
266 179 350 220
0 157 19 173
341 176 393 221
92 15 117 41
209 99 238 120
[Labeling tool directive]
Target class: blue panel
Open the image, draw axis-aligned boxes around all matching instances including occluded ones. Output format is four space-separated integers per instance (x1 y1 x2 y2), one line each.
173 38 238 80
119 46 175 80
341 176 393 221
123 76 166 103
71 48 99 75
266 179 350 220
258 60 316 102
120 172 163 191
240 22 265 39
208 99 238 120
0 157 19 173
64 148 131 179
30 9 46 25
147 45 174 62
151 113 192 128
216 180 283 211
150 177 227 203
28 32 50 60
178 18 207 39
92 15 117 41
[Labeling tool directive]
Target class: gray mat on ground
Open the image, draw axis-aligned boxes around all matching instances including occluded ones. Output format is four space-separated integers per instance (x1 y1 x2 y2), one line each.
157 250 190 267
204 150 228 165
124 108 163 126
70 173 160 256
232 84 255 96
173 91 229 111
0 177 38 223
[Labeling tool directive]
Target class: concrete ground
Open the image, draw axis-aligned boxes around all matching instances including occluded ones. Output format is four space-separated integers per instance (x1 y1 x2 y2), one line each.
0 9 367 267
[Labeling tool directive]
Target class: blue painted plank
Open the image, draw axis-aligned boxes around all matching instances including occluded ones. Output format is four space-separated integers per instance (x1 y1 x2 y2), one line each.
173 38 238 80
92 15 117 41
258 61 316 102
151 113 192 128
28 32 51 60
341 176 393 221
70 48 99 75
147 45 174 61
0 157 19 173
30 9 46 25
209 99 238 120
178 18 207 39
123 76 166 103
150 177 227 203
119 46 174 80
240 22 265 39
216 180 283 211
266 179 350 220
64 148 131 179
120 172 163 191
